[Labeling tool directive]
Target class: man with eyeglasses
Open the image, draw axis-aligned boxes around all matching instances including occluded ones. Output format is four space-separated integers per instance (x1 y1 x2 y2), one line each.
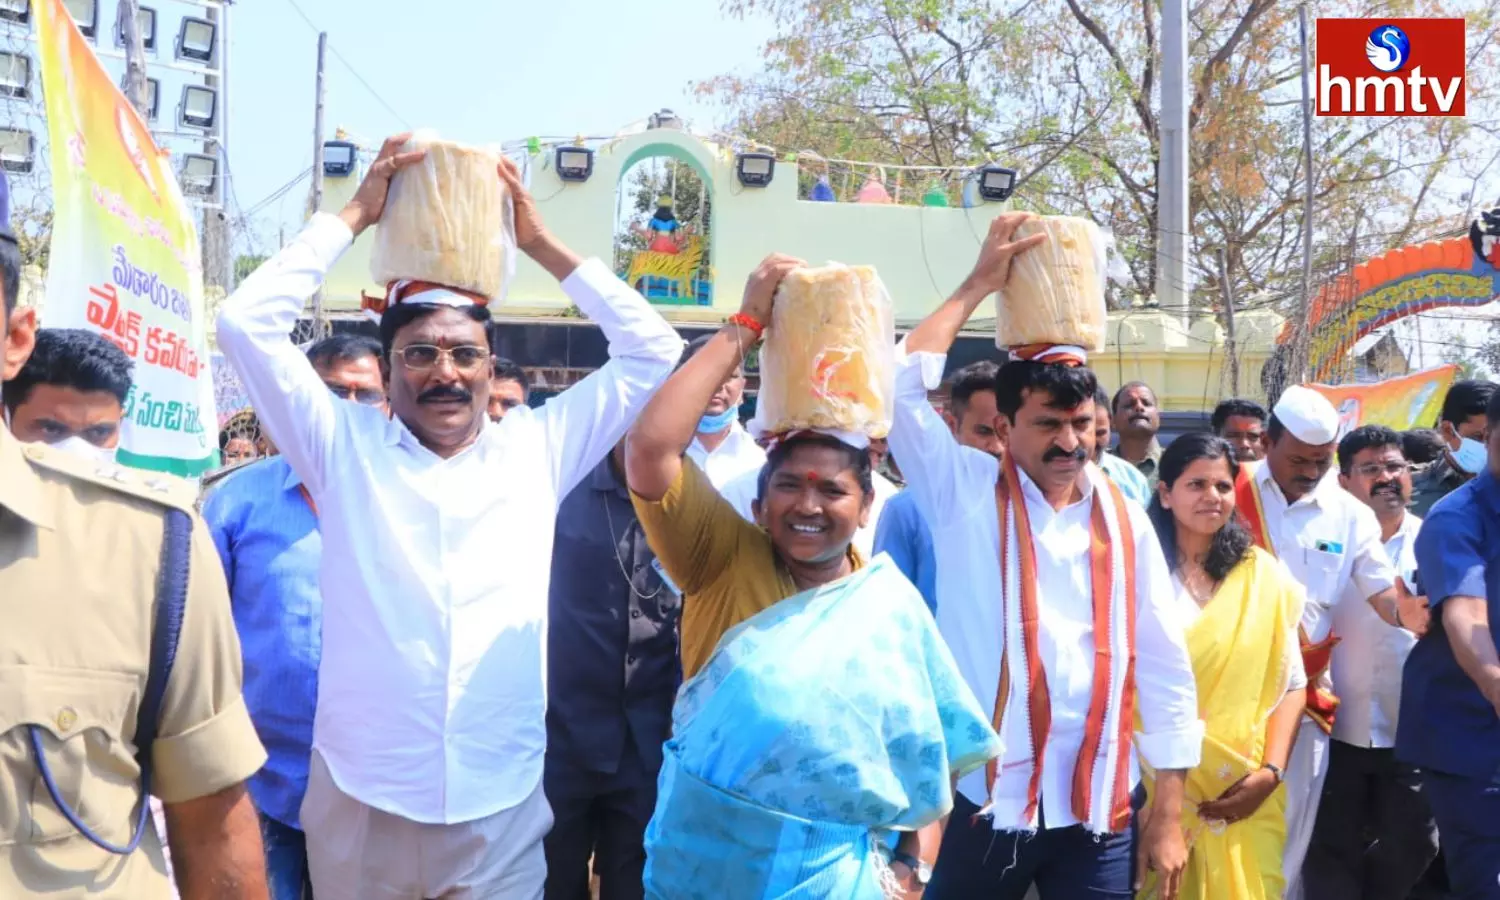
199 332 383 900
1303 425 1438 900
216 135 683 899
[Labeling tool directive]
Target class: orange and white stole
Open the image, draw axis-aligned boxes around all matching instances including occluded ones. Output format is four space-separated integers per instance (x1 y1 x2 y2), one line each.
1233 465 1340 733
982 456 1139 835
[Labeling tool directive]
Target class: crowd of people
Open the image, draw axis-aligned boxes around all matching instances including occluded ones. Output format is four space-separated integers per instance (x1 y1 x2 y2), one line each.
2 135 1500 900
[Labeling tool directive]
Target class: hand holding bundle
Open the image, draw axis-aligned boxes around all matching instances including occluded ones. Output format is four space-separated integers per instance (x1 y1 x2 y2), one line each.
368 129 518 305
747 262 896 448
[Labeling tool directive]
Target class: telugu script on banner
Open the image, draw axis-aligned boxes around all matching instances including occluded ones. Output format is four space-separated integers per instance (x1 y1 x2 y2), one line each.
35 0 217 476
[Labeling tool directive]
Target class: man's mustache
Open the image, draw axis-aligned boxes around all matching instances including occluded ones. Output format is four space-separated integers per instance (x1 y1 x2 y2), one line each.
418 385 473 404
1043 446 1088 463
1372 482 1401 497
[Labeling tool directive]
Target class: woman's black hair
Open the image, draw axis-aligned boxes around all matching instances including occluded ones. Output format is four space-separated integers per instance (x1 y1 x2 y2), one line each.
754 433 874 502
1146 432 1253 583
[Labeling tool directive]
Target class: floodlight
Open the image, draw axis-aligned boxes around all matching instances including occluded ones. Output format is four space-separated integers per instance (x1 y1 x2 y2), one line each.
176 16 215 63
0 50 29 99
554 146 593 183
0 1 30 25
118 73 159 118
179 84 216 129
179 153 217 197
117 5 156 52
62 0 95 38
976 163 1017 202
735 152 775 188
322 140 357 177
0 127 34 173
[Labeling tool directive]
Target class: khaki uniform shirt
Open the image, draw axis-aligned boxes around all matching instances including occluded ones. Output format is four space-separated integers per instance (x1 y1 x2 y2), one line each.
0 427 267 898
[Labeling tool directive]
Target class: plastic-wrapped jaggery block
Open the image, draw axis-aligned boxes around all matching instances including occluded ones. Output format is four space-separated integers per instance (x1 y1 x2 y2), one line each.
997 215 1107 352
754 263 896 438
369 132 515 300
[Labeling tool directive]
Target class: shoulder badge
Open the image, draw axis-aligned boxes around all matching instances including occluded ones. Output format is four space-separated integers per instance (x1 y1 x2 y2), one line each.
21 444 201 514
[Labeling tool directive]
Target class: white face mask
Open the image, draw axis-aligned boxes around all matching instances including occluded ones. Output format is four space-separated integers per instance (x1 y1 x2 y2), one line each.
47 435 119 465
1452 436 1488 476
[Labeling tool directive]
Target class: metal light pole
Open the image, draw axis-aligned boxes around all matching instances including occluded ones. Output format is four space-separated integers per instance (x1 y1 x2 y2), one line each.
115 0 149 119
1156 0 1190 321
1296 4 1316 384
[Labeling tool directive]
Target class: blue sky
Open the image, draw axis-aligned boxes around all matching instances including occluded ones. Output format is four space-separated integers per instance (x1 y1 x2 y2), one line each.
221 0 775 258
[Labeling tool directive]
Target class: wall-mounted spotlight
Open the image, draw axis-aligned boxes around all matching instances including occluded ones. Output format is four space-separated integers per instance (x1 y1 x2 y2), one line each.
322 140 358 177
975 163 1017 202
554 145 593 183
735 152 775 188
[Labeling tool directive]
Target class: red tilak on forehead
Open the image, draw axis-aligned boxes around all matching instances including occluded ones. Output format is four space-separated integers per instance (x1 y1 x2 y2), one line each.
805 470 820 483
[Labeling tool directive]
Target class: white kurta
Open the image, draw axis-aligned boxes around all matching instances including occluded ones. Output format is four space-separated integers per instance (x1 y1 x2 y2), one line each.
684 422 766 490
1240 462 1398 900
886 344 1203 832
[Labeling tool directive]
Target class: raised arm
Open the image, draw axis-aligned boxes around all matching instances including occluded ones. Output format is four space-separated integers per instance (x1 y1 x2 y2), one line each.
215 135 425 495
902 211 1043 356
625 254 801 502
493 159 685 498
888 213 1042 523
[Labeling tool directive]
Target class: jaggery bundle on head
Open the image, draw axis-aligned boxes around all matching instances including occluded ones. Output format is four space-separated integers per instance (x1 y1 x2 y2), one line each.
369 130 515 302
748 262 896 443
996 215 1108 355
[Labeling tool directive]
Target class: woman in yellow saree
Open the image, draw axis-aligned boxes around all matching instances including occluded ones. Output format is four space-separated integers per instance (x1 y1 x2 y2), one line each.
1141 433 1308 900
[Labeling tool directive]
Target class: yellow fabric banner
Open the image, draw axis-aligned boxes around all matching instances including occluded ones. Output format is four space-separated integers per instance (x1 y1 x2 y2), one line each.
35 0 217 475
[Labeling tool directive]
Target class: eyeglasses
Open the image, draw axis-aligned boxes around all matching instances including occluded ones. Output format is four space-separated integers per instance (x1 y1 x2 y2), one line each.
394 344 489 374
1353 461 1412 478
326 384 385 407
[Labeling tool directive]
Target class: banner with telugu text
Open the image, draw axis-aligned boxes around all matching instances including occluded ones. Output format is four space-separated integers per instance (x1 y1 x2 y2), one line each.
35 0 216 476
1308 365 1460 441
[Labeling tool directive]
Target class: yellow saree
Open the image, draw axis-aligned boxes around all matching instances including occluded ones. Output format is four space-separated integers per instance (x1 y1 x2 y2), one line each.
1142 547 1301 900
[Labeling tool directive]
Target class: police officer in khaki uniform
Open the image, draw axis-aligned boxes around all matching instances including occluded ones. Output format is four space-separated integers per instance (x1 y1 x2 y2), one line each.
0 179 270 895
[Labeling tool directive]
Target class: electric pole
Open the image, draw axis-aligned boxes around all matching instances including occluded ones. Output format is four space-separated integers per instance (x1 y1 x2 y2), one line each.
115 0 149 120
310 32 327 326
1295 3 1316 384
1156 0 1189 323
199 2 231 292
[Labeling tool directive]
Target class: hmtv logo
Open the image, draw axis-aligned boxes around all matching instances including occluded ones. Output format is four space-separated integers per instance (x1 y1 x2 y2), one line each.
1316 18 1466 116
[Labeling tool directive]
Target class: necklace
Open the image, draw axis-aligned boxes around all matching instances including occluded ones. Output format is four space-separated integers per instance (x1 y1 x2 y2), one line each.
602 493 662 601
1179 564 1219 608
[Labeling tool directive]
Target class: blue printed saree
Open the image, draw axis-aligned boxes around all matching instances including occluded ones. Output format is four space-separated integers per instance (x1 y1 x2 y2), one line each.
644 555 1002 899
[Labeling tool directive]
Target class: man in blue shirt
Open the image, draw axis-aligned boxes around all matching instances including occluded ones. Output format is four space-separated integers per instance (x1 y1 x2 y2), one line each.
1398 385 1500 900
874 360 1000 613
202 333 386 900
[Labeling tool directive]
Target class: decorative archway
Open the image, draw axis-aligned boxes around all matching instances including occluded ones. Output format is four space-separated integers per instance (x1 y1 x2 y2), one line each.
1278 235 1500 382
614 141 716 306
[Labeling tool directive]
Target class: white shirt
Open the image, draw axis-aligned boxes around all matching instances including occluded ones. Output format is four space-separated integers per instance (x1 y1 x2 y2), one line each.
887 345 1203 828
684 423 766 490
1168 574 1307 691
1330 512 1421 748
720 465 898 559
1245 462 1397 662
216 214 682 824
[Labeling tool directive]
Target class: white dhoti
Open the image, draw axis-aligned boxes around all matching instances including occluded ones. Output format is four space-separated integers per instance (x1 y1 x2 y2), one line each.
1282 717 1331 900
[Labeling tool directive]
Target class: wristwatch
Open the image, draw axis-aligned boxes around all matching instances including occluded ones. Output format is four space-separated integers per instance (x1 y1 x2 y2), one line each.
892 851 933 886
1262 762 1284 784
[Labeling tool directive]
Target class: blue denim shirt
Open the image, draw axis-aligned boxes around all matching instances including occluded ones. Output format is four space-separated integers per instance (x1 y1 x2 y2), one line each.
1398 470 1500 782
873 489 938 615
202 456 320 827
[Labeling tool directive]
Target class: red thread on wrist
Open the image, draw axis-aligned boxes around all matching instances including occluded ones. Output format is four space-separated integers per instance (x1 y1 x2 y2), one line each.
729 312 765 337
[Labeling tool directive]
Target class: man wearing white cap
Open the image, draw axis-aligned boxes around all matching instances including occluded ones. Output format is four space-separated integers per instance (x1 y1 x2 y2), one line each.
217 135 683 898
1232 384 1429 900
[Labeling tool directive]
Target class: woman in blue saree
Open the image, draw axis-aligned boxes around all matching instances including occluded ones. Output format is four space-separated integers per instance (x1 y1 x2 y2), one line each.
626 255 1003 898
